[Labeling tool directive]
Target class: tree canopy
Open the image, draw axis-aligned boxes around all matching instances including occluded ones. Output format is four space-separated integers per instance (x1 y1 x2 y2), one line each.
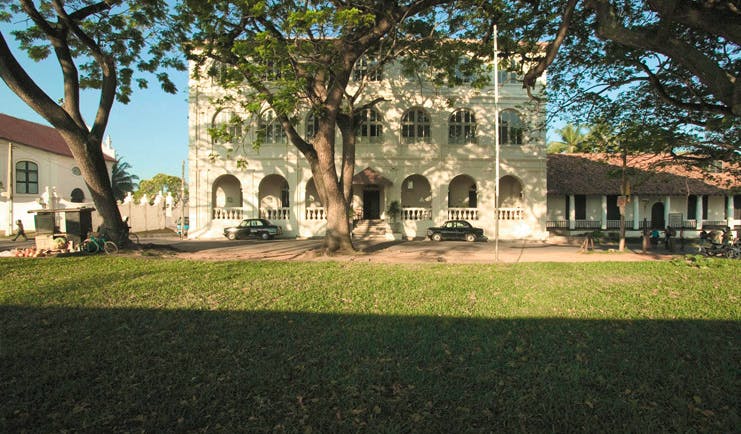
135 173 187 204
530 0 740 164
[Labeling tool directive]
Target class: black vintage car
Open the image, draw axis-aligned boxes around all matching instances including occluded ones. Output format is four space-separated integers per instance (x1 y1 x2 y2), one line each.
224 218 283 240
427 220 485 242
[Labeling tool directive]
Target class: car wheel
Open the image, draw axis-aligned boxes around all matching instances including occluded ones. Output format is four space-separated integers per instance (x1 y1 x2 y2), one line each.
465 233 476 242
260 232 270 240
227 232 237 240
431 233 442 242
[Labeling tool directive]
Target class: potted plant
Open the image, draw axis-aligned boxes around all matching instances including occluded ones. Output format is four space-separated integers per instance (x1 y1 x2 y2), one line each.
387 200 401 233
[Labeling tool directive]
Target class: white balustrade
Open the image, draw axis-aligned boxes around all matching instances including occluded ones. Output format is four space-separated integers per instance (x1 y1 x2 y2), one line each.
402 207 432 221
212 207 245 220
305 207 326 220
497 207 524 221
447 208 479 220
262 207 290 221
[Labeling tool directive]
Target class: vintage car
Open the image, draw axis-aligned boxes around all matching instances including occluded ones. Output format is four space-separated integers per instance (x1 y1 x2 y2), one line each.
427 220 486 242
224 218 283 240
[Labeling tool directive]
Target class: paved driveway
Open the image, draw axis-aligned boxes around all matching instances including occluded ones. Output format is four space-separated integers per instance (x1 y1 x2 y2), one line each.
137 236 677 263
1 235 681 263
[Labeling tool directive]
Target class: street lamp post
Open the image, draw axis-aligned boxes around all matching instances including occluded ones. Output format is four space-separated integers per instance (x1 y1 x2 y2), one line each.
493 25 500 262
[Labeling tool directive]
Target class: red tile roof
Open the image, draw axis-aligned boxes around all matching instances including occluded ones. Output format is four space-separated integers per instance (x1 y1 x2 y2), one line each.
548 153 740 196
0 113 114 161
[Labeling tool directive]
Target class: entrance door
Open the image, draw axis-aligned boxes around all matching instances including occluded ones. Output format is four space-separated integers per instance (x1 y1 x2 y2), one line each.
651 202 665 228
363 188 381 220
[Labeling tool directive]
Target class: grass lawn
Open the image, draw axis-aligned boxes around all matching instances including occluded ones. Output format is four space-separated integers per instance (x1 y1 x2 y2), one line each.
1 256 739 432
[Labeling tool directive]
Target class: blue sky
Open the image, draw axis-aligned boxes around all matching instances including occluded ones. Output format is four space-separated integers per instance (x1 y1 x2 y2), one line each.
0 25 189 182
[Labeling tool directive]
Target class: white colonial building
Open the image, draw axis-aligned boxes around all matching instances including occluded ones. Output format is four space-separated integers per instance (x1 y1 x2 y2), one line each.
0 113 116 235
188 60 548 240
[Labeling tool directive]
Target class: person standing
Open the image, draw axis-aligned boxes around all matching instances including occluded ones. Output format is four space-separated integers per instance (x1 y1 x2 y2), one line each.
13 219 28 241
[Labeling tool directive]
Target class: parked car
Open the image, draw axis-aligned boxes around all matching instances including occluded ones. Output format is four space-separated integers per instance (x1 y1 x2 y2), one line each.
427 220 485 242
224 218 283 240
176 217 189 236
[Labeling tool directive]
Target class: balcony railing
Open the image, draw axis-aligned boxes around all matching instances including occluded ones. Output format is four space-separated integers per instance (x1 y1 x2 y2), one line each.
261 207 290 221
402 207 432 221
213 207 244 220
305 207 326 220
497 207 523 221
574 220 601 230
447 207 478 221
546 220 569 229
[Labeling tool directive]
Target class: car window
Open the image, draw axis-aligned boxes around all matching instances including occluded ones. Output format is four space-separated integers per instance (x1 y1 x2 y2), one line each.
460 221 471 228
239 221 250 227
444 222 453 228
252 220 264 227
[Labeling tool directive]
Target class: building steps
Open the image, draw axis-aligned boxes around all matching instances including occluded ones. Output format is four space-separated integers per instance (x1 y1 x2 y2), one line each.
352 219 393 240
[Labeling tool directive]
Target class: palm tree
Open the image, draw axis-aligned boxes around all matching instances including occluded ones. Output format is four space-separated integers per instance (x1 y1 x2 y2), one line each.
111 156 139 202
547 123 588 153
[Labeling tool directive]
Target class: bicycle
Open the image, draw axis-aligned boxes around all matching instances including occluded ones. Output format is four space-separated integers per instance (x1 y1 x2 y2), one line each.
80 232 118 254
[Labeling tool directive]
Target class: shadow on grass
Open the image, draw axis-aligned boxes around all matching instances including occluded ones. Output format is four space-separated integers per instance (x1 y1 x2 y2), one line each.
2 306 737 432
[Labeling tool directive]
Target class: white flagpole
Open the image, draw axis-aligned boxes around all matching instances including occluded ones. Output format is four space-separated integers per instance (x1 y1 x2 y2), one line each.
494 25 500 262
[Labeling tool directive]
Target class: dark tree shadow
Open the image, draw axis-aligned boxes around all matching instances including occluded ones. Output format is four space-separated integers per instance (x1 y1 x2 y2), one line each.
1 306 737 432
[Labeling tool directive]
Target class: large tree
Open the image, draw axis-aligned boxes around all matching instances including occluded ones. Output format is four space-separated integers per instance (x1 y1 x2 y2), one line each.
523 0 739 164
178 0 535 253
0 0 184 241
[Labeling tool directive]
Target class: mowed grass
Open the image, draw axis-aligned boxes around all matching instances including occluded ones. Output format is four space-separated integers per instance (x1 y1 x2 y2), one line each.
1 256 739 432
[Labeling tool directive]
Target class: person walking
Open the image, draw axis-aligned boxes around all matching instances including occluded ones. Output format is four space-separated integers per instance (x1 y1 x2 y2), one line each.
13 219 28 241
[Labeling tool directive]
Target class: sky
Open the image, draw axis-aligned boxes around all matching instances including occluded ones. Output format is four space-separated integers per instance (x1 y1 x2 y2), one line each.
0 24 190 182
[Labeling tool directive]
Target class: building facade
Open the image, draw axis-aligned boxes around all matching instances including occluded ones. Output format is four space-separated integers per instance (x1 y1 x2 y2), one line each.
188 61 548 240
0 113 115 235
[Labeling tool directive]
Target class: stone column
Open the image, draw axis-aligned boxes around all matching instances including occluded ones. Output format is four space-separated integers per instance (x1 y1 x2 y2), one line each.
633 195 640 230
664 195 671 227
601 195 607 230
568 194 576 230
727 194 734 228
696 195 703 230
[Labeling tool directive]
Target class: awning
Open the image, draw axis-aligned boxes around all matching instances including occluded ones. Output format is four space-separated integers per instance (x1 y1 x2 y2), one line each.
352 167 393 186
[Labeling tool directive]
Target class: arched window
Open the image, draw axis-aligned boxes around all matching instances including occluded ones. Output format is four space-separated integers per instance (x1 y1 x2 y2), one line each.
401 108 431 143
499 110 523 145
70 188 85 203
448 109 477 144
305 112 320 140
15 161 38 194
353 55 382 81
355 108 383 143
259 111 286 144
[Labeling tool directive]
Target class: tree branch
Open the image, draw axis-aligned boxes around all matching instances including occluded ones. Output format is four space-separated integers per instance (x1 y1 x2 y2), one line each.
0 33 83 138
522 0 579 90
51 0 117 144
587 0 738 115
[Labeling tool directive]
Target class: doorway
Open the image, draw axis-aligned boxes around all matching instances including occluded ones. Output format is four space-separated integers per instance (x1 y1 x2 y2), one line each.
651 202 665 228
363 187 381 220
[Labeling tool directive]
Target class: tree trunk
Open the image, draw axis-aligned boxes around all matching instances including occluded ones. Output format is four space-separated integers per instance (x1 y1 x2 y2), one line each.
337 114 356 206
58 131 125 240
312 119 354 254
